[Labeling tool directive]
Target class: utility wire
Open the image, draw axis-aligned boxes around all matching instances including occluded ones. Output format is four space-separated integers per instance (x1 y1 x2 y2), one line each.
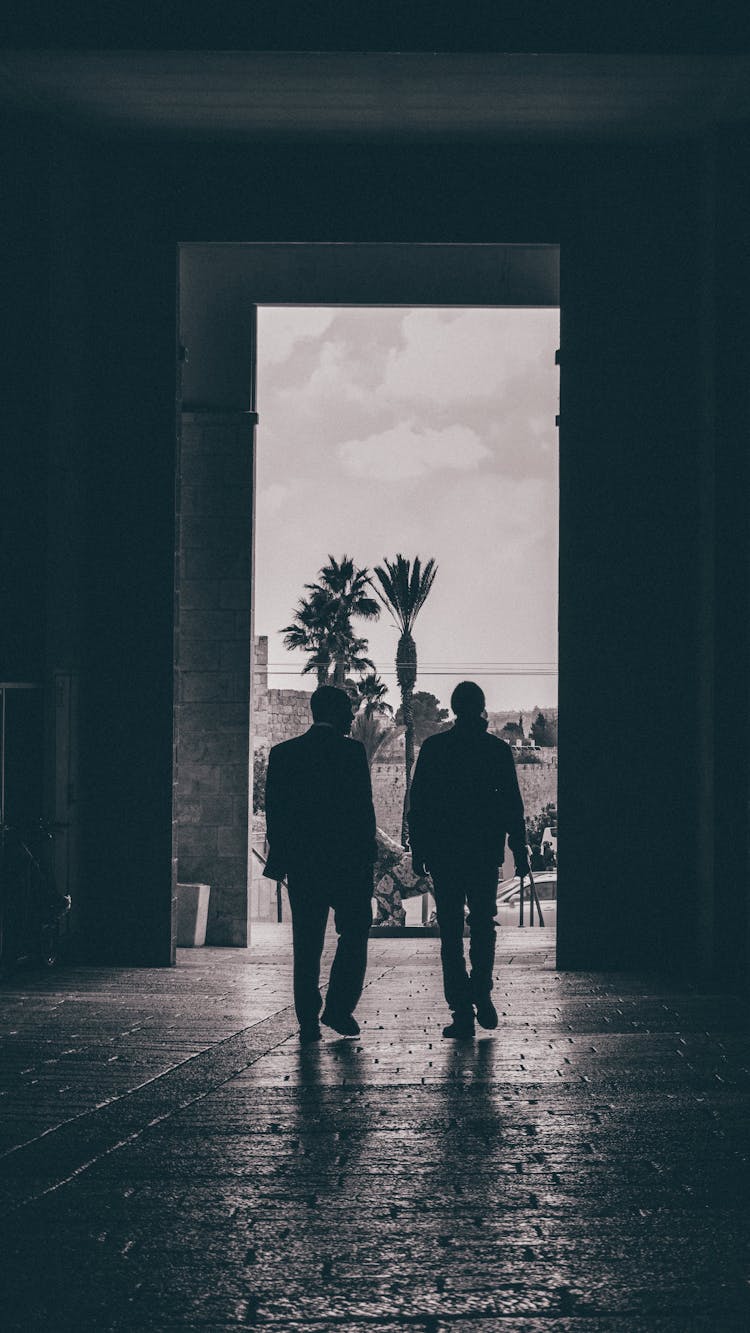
265 669 558 677
267 661 558 668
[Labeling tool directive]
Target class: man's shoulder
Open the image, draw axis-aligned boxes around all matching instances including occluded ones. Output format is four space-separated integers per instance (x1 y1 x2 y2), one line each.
485 731 512 752
422 729 450 747
269 732 310 758
342 736 367 762
307 729 364 759
483 732 515 765
270 730 363 757
417 729 452 758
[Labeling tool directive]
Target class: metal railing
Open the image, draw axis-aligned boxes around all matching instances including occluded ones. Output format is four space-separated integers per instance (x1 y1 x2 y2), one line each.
518 869 545 926
250 843 286 922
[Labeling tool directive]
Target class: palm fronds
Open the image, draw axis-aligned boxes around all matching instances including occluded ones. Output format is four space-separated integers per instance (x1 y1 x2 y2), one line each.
371 554 438 634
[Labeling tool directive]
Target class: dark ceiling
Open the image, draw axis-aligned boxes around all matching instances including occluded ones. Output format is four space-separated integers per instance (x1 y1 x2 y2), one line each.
3 2 750 55
1 51 750 143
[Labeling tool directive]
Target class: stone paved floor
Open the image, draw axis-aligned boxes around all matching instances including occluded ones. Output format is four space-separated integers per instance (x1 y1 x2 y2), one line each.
1 926 749 1330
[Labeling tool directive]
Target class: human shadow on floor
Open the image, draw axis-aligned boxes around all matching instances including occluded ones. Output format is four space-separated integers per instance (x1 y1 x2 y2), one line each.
424 1037 507 1210
289 1040 372 1201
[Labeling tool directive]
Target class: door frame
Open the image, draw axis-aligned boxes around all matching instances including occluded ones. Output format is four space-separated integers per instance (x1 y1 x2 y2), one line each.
175 242 560 949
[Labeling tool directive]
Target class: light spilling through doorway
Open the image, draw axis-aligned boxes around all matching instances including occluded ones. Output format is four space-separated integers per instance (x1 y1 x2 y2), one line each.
251 306 559 932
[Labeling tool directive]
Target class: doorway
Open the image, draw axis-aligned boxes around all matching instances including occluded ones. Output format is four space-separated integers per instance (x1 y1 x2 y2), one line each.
175 245 560 950
250 305 559 937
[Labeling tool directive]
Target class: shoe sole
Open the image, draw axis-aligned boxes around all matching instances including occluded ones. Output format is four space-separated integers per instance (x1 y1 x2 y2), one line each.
321 1014 359 1037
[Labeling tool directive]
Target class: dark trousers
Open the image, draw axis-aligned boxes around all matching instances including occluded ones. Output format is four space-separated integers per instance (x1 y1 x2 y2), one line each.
287 873 373 1027
430 863 499 1014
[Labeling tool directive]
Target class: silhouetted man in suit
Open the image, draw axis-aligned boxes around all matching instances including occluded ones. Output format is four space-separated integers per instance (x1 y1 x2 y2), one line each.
408 680 529 1038
263 685 377 1041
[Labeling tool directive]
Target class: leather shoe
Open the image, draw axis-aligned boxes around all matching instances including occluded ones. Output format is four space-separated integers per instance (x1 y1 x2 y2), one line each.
321 1008 360 1037
474 998 498 1029
442 1013 475 1039
299 1024 321 1042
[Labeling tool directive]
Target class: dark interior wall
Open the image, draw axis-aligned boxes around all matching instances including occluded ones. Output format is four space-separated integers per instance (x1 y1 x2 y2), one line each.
1 116 50 682
74 162 178 963
4 122 178 963
558 146 707 973
713 131 750 986
5 124 749 979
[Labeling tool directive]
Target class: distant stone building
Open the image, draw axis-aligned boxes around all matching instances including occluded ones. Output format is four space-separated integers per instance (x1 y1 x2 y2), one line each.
252 635 313 754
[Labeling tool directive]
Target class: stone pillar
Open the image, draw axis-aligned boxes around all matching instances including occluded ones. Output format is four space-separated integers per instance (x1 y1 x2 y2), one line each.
175 412 255 944
175 251 258 946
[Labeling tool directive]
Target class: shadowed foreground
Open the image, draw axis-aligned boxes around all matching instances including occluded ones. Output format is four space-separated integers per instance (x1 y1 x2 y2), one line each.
1 927 749 1330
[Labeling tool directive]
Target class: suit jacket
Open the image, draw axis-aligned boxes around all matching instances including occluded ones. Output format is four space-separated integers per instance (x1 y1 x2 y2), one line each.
263 724 377 884
407 719 527 871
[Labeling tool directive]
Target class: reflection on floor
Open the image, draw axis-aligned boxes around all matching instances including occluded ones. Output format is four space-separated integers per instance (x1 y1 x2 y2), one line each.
1 929 748 1329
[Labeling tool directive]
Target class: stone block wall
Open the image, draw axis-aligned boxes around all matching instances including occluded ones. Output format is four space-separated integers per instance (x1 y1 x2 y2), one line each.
175 412 255 945
266 689 313 747
372 744 558 847
252 636 313 751
515 750 558 824
372 759 407 843
251 634 270 749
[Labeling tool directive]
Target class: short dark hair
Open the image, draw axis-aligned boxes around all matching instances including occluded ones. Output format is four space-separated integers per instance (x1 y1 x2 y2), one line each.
310 685 352 726
450 680 486 717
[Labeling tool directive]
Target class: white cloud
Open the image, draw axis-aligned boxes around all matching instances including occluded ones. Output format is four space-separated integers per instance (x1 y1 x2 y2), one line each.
338 422 490 481
255 307 559 711
257 308 336 366
383 308 558 407
257 482 290 516
303 338 378 409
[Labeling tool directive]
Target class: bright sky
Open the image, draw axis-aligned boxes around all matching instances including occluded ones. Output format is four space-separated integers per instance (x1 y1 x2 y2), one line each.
255 306 559 714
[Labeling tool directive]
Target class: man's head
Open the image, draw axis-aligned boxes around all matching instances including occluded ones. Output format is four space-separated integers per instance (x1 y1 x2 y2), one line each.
450 680 486 719
310 685 353 734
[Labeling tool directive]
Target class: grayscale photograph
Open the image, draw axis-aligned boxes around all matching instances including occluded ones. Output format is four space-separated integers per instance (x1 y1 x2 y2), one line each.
1 6 750 1330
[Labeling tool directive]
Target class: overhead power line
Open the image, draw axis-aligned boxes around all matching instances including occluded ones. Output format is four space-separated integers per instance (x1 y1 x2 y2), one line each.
267 661 558 668
265 668 558 677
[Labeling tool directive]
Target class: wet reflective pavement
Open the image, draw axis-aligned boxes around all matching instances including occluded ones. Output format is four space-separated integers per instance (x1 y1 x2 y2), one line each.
1 927 749 1330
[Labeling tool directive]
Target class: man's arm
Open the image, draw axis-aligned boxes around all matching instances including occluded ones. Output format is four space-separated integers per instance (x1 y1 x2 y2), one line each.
499 743 529 873
351 740 377 863
407 743 430 873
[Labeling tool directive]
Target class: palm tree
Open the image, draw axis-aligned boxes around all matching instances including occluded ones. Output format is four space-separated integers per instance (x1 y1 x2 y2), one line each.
280 586 335 685
350 710 392 769
306 554 380 686
355 671 393 718
330 633 376 686
371 554 438 846
281 555 380 686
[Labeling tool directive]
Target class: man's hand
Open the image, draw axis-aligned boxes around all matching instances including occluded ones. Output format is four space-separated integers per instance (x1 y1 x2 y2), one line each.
514 853 530 878
263 852 287 882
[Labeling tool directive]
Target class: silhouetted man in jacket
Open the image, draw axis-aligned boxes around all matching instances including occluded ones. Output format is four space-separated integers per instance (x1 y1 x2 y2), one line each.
408 680 529 1038
263 685 377 1041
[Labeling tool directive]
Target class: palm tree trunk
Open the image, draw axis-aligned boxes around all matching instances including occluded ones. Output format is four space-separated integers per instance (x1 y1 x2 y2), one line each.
396 630 418 847
400 682 415 847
